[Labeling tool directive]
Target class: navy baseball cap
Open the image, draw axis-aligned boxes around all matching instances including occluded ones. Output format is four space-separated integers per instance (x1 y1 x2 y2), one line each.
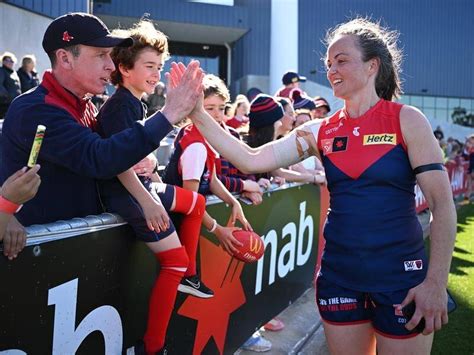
42 12 133 53
282 71 307 85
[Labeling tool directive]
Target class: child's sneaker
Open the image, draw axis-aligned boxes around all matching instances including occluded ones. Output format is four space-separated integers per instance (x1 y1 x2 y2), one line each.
263 317 285 331
178 275 214 298
241 334 272 352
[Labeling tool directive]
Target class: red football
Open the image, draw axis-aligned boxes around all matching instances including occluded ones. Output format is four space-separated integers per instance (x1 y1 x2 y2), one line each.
232 230 265 263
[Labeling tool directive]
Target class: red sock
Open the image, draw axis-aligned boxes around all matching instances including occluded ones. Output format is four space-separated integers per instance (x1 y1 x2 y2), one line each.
171 187 205 277
144 246 189 353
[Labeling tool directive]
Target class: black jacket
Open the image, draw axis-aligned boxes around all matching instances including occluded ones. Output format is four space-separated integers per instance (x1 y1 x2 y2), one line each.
0 66 21 104
17 67 40 93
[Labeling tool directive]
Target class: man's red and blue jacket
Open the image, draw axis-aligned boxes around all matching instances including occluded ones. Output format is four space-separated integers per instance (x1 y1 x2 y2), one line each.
0 71 172 225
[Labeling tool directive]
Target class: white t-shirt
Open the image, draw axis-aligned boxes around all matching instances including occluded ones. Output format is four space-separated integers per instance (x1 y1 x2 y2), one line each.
179 143 207 181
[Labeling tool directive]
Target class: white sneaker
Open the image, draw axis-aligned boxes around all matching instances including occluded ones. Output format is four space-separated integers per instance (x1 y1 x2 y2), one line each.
241 334 272 352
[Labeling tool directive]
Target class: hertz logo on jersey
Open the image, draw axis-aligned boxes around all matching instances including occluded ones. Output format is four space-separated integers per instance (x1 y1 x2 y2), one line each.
363 134 396 145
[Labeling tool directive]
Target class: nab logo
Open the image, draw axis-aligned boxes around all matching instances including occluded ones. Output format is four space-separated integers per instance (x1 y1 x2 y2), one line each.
404 259 423 271
363 133 396 145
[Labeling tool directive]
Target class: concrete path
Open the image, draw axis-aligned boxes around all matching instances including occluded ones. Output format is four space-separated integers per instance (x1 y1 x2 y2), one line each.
234 287 329 355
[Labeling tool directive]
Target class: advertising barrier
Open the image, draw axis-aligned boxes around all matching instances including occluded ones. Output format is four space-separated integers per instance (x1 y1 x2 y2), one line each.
0 184 321 354
1 157 469 354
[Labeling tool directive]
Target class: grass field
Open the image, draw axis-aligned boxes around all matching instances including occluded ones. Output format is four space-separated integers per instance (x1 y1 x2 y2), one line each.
432 203 474 355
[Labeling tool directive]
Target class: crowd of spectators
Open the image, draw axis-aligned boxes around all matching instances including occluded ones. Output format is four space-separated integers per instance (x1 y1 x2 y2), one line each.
0 24 474 351
433 126 474 202
0 52 40 119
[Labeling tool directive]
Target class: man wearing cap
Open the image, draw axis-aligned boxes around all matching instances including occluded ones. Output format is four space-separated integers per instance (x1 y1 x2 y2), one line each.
0 12 203 237
275 70 306 98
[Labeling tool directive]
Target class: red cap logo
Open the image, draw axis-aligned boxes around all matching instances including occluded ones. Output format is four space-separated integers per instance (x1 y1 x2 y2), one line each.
62 31 74 42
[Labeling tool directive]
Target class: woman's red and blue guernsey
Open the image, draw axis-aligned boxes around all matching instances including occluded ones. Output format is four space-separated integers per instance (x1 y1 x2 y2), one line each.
317 99 427 292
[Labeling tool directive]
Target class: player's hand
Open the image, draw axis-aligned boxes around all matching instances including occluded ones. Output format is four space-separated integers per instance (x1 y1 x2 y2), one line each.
313 172 327 185
398 278 448 334
162 60 204 124
169 62 207 121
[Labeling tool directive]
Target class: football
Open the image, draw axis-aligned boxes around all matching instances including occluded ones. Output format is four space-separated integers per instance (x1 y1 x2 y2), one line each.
232 230 265 263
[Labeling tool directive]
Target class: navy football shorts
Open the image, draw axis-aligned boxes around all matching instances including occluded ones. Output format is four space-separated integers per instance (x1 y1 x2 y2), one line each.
316 273 421 338
104 183 176 243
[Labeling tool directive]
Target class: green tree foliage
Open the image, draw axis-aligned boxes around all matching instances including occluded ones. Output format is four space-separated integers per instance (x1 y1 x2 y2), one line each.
451 106 474 127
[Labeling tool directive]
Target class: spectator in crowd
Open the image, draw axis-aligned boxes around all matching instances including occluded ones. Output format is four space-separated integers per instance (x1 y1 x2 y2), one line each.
163 74 252 256
0 52 21 118
294 108 312 127
446 142 461 163
17 55 40 93
224 102 233 121
91 91 109 110
226 94 250 130
275 70 306 98
0 165 41 260
313 96 331 118
95 20 212 354
246 87 262 102
197 75 267 205
290 88 317 117
246 94 325 186
0 165 41 246
275 97 296 139
0 12 203 230
464 134 474 201
189 17 456 354
445 137 455 157
146 81 166 116
433 125 444 142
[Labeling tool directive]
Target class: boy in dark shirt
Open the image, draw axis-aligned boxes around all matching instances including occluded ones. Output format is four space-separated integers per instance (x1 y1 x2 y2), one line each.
96 20 210 354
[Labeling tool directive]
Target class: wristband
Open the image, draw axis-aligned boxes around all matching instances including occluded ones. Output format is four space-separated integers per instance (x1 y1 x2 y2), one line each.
207 219 218 233
0 195 23 214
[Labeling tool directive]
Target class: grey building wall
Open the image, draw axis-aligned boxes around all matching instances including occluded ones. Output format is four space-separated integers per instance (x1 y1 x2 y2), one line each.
232 0 271 81
5 0 88 18
298 0 473 98
0 3 51 76
93 0 272 91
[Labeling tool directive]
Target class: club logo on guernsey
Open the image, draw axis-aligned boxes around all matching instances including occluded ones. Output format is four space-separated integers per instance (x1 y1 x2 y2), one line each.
404 259 423 271
321 137 348 155
363 133 396 145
